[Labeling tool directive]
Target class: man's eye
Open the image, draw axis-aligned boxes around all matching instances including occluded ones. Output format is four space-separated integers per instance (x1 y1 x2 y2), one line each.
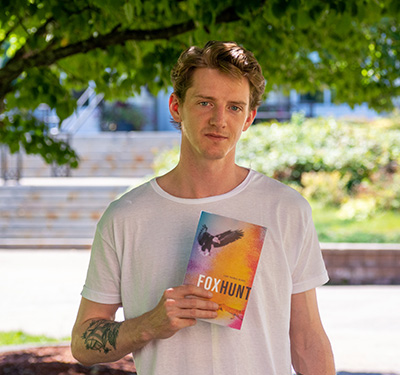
231 105 241 112
199 101 209 106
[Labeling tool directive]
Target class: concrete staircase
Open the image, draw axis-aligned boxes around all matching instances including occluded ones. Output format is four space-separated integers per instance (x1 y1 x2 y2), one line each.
0 181 142 248
8 132 180 178
0 132 180 248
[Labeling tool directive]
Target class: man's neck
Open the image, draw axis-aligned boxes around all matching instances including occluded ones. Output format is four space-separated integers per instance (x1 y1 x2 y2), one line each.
156 160 249 199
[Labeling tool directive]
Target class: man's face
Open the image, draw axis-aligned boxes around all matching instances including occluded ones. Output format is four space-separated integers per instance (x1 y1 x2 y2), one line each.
169 68 256 163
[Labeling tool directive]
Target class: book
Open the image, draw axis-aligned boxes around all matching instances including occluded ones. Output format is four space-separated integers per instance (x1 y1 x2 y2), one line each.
183 211 267 330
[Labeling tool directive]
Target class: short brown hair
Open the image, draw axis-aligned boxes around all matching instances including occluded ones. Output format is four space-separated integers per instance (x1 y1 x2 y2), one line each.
171 40 265 111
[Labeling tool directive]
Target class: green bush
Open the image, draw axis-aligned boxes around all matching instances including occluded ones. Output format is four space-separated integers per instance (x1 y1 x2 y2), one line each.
236 117 400 190
153 116 400 220
153 144 179 176
300 171 350 207
338 196 378 221
356 172 400 211
100 101 146 131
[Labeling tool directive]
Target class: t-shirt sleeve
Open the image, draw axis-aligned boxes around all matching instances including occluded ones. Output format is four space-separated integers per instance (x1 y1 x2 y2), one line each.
291 209 329 294
81 226 122 304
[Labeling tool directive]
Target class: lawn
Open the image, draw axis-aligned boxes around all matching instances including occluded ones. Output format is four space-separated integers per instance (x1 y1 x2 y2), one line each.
312 202 400 243
0 331 69 347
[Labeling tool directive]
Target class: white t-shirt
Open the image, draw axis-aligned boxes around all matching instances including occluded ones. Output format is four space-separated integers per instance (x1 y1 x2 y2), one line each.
82 169 329 374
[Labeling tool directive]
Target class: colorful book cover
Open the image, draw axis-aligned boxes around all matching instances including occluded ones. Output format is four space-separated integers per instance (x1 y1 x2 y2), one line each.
183 211 267 330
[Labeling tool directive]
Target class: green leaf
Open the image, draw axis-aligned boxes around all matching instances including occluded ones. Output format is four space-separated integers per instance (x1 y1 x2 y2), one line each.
1 0 400 168
123 2 134 23
296 9 313 28
336 12 353 35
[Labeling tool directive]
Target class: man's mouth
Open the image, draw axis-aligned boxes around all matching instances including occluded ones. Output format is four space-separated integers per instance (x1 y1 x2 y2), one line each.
205 133 228 140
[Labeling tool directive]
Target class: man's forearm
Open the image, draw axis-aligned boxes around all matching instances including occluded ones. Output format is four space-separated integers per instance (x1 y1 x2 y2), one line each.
291 330 335 375
290 289 335 375
71 285 218 366
71 316 152 366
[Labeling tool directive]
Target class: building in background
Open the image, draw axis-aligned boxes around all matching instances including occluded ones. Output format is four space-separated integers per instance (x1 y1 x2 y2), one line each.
34 86 383 136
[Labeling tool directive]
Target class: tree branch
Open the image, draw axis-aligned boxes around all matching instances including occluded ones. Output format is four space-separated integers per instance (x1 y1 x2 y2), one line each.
215 6 241 23
0 6 242 102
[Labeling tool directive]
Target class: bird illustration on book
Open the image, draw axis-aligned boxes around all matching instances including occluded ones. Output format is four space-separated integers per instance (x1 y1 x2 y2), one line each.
218 304 245 321
197 224 244 255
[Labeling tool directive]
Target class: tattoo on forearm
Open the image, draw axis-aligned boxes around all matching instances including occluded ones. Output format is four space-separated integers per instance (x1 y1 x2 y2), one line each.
81 320 121 354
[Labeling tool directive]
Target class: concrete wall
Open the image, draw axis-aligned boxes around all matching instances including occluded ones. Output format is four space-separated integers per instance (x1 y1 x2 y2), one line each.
322 243 400 285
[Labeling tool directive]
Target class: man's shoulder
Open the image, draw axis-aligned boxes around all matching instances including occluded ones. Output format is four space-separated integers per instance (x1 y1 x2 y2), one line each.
249 170 311 210
101 179 154 218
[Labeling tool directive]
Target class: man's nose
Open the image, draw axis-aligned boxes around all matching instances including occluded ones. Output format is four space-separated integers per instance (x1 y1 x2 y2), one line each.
209 106 227 128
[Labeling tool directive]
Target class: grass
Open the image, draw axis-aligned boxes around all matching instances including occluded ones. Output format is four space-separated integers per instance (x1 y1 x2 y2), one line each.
311 203 400 243
0 331 70 347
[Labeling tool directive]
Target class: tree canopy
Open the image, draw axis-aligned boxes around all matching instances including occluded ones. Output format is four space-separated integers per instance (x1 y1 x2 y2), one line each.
1 0 399 167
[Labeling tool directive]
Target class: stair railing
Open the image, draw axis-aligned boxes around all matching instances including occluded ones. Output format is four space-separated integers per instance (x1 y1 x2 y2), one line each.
51 86 104 177
1 86 104 182
1 144 22 183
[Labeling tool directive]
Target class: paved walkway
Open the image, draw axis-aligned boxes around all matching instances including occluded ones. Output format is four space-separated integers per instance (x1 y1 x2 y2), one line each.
0 250 399 374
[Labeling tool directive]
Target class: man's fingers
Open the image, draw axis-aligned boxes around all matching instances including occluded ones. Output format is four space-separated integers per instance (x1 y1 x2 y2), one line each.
162 285 219 320
180 297 219 312
164 284 214 300
164 303 218 321
146 284 220 340
165 296 218 314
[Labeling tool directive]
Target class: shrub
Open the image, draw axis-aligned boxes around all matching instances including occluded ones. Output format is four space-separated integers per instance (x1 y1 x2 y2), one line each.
153 145 179 175
300 171 350 207
236 118 400 190
152 116 400 217
100 101 146 131
356 172 400 211
338 197 378 221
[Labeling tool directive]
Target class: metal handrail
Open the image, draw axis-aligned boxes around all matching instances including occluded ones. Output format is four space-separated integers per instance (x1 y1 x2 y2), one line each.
1 86 104 182
60 90 104 135
60 86 103 134
1 144 22 183
51 87 104 177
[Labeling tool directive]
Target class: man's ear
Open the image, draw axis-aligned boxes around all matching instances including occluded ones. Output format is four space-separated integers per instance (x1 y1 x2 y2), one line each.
243 109 257 132
169 93 182 123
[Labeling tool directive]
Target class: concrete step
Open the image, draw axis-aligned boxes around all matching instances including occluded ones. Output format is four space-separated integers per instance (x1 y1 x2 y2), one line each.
69 167 153 178
13 163 153 178
15 155 155 177
0 208 105 223
0 237 92 248
0 187 128 203
2 132 180 178
0 178 144 243
0 224 96 238
0 198 118 206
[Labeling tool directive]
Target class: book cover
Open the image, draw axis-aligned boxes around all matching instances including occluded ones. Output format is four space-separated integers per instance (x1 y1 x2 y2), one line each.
183 211 267 330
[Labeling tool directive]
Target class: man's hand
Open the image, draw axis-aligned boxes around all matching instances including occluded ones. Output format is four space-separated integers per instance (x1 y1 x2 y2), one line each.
143 284 219 340
72 285 217 366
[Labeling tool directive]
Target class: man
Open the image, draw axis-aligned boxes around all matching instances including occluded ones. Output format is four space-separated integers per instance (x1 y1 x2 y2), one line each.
72 41 335 374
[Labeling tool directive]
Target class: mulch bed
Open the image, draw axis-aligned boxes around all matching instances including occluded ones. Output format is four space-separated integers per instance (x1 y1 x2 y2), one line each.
0 345 137 375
